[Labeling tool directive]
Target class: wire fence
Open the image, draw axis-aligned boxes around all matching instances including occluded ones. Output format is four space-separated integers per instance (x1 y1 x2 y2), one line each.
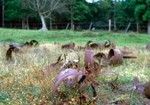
1 21 147 33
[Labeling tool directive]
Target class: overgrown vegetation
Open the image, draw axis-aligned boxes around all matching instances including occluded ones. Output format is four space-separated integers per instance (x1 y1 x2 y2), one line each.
0 29 150 104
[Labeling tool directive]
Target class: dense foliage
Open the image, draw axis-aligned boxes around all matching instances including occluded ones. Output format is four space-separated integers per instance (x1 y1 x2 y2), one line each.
2 0 150 33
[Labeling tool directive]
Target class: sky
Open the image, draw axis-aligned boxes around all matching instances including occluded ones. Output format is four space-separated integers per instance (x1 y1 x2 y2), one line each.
85 0 99 3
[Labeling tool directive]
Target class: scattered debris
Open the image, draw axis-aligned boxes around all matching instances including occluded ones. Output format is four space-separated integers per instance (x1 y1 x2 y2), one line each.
6 44 20 61
146 43 150 50
132 77 150 99
61 42 75 50
108 48 123 65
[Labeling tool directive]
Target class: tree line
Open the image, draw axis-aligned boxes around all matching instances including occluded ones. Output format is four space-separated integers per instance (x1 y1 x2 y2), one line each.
1 0 150 34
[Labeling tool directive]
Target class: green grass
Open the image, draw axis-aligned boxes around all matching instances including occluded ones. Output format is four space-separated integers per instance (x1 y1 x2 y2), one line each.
0 28 150 104
0 28 150 46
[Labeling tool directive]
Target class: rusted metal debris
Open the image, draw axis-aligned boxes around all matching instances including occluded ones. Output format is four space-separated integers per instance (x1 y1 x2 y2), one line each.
133 77 150 99
48 42 138 104
43 50 80 77
108 48 124 65
42 55 63 77
61 42 75 50
86 40 116 50
146 43 150 50
107 48 137 66
24 40 39 47
6 44 20 61
52 48 101 104
93 52 108 67
6 40 39 61
84 48 95 68
144 82 150 99
108 75 120 90
53 68 84 91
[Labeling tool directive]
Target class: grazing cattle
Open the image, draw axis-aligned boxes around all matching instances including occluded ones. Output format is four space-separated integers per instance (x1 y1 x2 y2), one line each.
61 42 75 50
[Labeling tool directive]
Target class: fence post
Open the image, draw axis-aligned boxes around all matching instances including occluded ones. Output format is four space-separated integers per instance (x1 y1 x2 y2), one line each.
109 19 111 32
148 21 150 34
125 22 131 33
136 22 139 33
89 22 93 30
66 23 70 30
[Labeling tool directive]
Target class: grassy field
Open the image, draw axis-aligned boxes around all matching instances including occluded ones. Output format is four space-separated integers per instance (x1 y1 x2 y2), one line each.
0 28 150 46
0 28 150 105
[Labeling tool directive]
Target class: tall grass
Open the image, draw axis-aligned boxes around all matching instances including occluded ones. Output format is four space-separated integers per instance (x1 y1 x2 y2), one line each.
0 42 150 104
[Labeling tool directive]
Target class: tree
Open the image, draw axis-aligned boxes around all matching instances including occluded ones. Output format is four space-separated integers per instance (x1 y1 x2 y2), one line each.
26 0 68 31
74 1 90 21
5 0 32 29
5 0 22 21
0 0 3 27
68 0 75 30
21 0 33 29
1 0 4 27
112 0 136 32
135 0 150 34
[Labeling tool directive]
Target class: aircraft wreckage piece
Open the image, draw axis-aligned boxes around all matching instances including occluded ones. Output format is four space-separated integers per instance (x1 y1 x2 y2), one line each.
61 42 75 50
133 77 150 99
53 69 84 90
108 48 123 65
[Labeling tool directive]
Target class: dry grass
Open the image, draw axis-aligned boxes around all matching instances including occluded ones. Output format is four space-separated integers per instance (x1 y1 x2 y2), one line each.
0 43 150 105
